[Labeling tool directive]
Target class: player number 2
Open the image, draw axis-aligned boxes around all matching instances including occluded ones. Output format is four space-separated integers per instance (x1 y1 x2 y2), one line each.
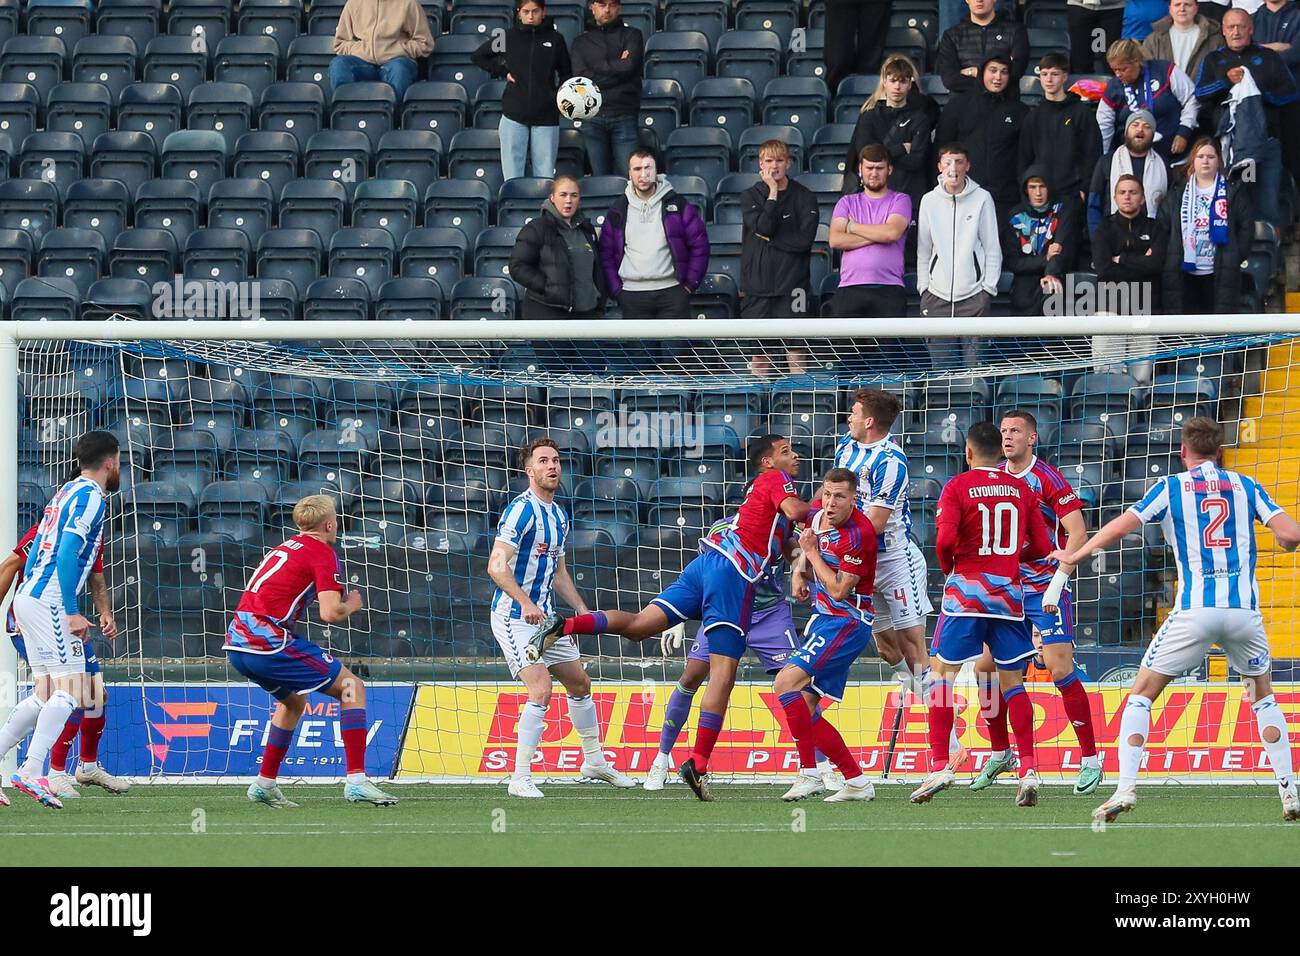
977 502 1019 556
246 549 290 592
1200 498 1232 548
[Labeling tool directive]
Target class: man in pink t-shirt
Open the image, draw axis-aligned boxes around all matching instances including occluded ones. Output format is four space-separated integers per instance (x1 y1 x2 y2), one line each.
828 144 913 318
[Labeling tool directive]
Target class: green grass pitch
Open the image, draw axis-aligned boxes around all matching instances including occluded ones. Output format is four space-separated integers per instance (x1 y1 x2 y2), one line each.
1 783 1297 866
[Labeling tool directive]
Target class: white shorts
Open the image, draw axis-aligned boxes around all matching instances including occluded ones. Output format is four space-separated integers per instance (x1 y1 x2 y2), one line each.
11 594 86 678
872 541 932 633
1141 607 1271 677
491 612 580 678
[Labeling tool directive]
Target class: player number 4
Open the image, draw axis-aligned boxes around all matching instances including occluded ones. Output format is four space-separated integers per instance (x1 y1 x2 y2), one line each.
1201 498 1231 548
977 502 1020 557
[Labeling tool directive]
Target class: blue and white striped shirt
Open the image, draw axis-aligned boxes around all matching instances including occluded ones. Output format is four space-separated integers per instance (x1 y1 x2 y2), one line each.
833 432 913 555
18 476 107 613
491 489 571 619
1129 462 1284 612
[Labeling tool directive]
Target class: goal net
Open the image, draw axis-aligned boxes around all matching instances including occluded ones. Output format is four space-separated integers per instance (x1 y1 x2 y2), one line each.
6 320 1299 785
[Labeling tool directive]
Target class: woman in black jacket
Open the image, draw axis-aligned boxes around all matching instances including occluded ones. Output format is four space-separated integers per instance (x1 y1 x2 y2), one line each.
508 176 607 319
472 0 572 181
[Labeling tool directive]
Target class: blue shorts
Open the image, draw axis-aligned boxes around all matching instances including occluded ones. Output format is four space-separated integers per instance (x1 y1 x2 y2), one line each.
931 614 1035 670
651 550 756 659
689 601 797 673
1024 590 1073 645
11 634 101 676
788 613 873 702
226 637 343 701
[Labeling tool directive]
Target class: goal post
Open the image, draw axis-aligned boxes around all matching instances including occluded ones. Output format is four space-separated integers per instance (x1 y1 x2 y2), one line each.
4 318 1300 786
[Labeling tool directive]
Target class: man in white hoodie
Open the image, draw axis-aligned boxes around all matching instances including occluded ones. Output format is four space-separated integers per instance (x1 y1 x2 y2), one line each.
917 142 1002 366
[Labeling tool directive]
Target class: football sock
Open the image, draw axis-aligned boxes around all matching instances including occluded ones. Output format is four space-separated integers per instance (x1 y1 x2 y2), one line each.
566 693 605 763
980 677 1010 752
949 727 962 756
515 701 547 780
1117 694 1152 792
1055 672 1098 757
80 712 105 764
658 683 696 757
21 690 76 779
1253 694 1294 788
799 702 821 771
340 707 367 775
780 693 861 781
1004 685 1036 775
562 612 608 636
888 658 915 696
0 694 42 759
49 708 82 773
260 724 293 781
691 711 724 772
925 678 954 772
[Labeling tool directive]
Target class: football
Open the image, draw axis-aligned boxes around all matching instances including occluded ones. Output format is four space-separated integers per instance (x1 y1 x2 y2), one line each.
556 76 602 121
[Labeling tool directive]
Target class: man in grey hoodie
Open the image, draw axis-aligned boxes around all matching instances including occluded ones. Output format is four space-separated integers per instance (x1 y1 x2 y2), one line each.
917 142 1002 366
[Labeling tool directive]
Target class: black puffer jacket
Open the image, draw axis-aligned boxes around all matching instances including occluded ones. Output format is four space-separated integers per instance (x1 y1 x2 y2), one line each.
935 13 1029 93
508 202 607 311
570 20 645 117
472 18 572 126
934 71 1028 209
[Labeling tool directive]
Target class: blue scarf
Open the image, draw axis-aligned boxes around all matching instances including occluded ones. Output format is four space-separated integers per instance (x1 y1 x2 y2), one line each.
1180 174 1229 272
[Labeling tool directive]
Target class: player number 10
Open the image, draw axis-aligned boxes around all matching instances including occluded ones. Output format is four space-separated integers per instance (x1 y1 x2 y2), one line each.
977 502 1019 556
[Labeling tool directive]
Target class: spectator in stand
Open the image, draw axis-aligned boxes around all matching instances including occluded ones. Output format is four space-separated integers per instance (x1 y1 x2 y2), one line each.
1018 54 1101 212
1253 0 1300 192
843 55 933 209
1124 0 1172 39
1160 137 1248 313
824 0 895 96
1001 166 1079 315
935 55 1028 223
1093 174 1169 312
330 0 433 102
1088 110 1169 238
1098 39 1198 161
739 140 820 322
1143 0 1222 83
509 176 607 319
1201 0 1233 23
1196 8 1299 225
472 0 571 181
936 0 1030 94
917 142 1002 365
571 0 644 177
597 148 709 319
830 145 912 317
1068 0 1126 73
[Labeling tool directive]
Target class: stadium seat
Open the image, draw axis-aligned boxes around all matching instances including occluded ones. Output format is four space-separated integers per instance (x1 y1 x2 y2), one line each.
737 0 799 46
717 30 783 95
151 432 221 496
689 77 756 151
884 25 928 70
231 130 299 200
12 275 81 321
400 81 468 145
214 35 278 99
161 129 229 198
787 26 826 79
352 178 419 243
424 178 491 244
1 37 67 104
800 171 847 222
285 34 334 97
737 124 804 170
833 74 878 124
0 228 33 302
1027 27 1070 63
198 479 272 540
688 272 739 319
328 226 395 299
204 178 272 244
298 428 372 493
110 227 178 286
400 226 469 288
303 276 370 322
449 3 510 37
639 78 686 139
277 177 347 243
1019 74 1043 105
617 0 655 41
132 179 201 248
1147 379 1216 438
713 172 760 224
37 227 105 296
115 82 183 151
63 178 131 249
330 81 398 152
496 177 553 227
760 77 828 145
428 32 483 70
664 0 727 49
236 0 301 59
645 31 710 99
270 478 339 527
46 81 113 150
255 227 323 299
808 122 854 175
574 175 628 228
375 130 443 198
304 129 371 199
1068 371 1142 435
305 0 345 35
166 0 231 44
143 35 209 101
258 82 325 153
187 81 256 153
473 226 520 281
0 179 60 248
85 131 155 199
225 429 297 483
19 131 85 202
665 127 733 194
447 128 504 195
95 0 162 54
133 480 198 545
375 276 443 322
250 276 299 320
0 83 41 156
449 276 517 320
183 227 251 282
471 79 506 131
704 223 743 285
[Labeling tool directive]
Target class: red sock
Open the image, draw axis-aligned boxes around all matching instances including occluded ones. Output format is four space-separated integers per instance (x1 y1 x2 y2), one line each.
691 711 724 772
1055 674 1097 757
261 724 293 780
80 714 105 763
778 693 818 769
50 710 82 773
1004 686 1036 774
981 683 1010 752
341 708 368 775
563 611 608 635
811 718 863 780
926 680 955 772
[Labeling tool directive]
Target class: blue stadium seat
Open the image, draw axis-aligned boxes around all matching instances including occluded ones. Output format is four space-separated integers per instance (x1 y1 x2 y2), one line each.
331 81 397 151
231 130 299 200
327 226 395 299
787 26 826 78
303 129 371 199
133 480 197 545
207 177 274 243
375 130 442 197
110 227 178 286
187 81 256 153
617 0 655 41
471 79 506 130
761 77 829 145
256 227 323 299
833 74 878 123
0 179 59 246
183 227 251 282
704 223 742 285
199 479 272 540
329 379 400 433
449 276 517 320
429 32 484 69
639 78 686 139
143 35 209 101
884 25 928 71
352 179 419 243
151 428 221 489
1147 379 1216 441
19 131 85 202
645 31 710 99
1019 74 1043 105
1027 26 1070 63
95 0 161 54
1068 371 1142 434
688 272 739 319
271 479 340 527
573 174 626 229
86 131 155 199
798 171 844 222
717 30 782 95
400 80 468 143
285 34 334 97
46 82 113 150
400 226 469 288
12 275 81 320
663 1 727 50
713 172 760 224
689 76 756 151
298 428 372 495
665 127 732 193
277 177 347 243
115 82 182 151
226 429 297 483
449 2 510 36
305 0 345 35
214 35 278 99
0 228 33 302
448 128 504 195
37 227 105 296
0 84 41 156
84 276 153 321
132 179 201 248
161 129 229 197
249 276 299 320
1 37 68 104
258 82 325 152
424 178 491 243
737 0 799 46
496 177 552 227
428 62 492 100
63 178 131 249
236 0 301 59
473 226 520 280
303 276 370 322
166 0 231 44
808 122 854 174
737 124 804 170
